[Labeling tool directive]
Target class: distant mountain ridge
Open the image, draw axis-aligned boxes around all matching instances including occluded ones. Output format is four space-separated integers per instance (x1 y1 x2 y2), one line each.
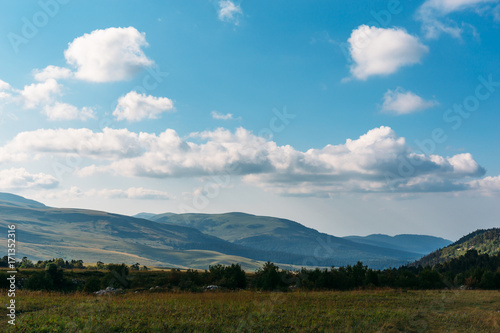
343 234 452 255
0 193 454 270
142 212 448 268
410 228 500 267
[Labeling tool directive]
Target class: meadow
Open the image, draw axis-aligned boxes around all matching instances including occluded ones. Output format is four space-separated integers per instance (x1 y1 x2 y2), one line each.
2 289 499 332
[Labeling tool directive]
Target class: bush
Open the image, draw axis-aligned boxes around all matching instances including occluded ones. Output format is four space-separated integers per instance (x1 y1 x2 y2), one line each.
101 263 130 289
479 271 496 289
25 264 73 291
254 262 288 291
83 277 102 293
208 264 246 289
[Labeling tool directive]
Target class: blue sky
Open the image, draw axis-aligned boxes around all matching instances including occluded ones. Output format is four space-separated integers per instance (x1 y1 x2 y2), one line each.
0 0 499 240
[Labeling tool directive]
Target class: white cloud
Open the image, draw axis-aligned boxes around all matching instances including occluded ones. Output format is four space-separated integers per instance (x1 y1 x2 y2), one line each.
347 25 429 80
0 80 13 102
43 102 95 121
469 175 500 195
211 111 234 120
0 168 58 190
2 127 145 160
0 78 94 121
113 91 174 122
33 66 73 82
0 79 12 91
64 27 154 82
417 0 500 39
0 126 491 196
218 0 243 24
382 88 438 115
20 79 61 109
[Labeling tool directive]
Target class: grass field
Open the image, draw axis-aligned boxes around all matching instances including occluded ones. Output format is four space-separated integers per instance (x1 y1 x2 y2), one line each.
1 289 499 332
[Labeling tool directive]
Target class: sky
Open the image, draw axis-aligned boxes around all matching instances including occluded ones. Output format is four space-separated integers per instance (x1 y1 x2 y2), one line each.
0 0 499 240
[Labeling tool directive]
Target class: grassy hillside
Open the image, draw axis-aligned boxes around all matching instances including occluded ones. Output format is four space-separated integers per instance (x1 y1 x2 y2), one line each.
0 192 46 209
0 201 272 270
150 212 422 268
411 228 500 267
0 198 365 270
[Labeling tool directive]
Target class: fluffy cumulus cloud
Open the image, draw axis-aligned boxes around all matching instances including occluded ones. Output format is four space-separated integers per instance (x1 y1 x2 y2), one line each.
211 111 234 120
382 88 438 115
416 0 500 39
43 102 95 121
0 79 94 122
0 127 146 161
113 91 174 122
0 168 58 190
218 0 243 24
33 66 73 82
469 175 500 195
64 27 154 82
20 79 62 109
0 126 493 196
348 25 428 80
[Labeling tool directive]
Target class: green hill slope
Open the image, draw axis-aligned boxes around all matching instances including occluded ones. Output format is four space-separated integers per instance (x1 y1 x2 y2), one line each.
0 192 46 209
149 212 422 268
0 200 269 270
411 228 500 267
0 197 364 269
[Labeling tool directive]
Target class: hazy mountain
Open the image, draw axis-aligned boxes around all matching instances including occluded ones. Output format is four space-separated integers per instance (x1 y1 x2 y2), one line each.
410 228 500 267
0 195 374 269
0 198 264 270
0 193 453 270
0 192 46 209
147 212 423 268
132 212 158 220
343 234 452 255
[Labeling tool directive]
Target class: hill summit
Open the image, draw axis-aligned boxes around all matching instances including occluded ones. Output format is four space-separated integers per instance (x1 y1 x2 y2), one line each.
411 228 500 267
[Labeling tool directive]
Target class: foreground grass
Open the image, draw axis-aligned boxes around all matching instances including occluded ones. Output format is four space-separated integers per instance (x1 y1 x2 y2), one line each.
1 289 499 332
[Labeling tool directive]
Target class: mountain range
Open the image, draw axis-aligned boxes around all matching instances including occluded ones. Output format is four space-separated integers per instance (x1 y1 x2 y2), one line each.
0 193 452 270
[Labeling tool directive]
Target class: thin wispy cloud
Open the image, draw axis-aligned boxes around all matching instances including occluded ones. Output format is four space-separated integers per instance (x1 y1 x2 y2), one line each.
211 111 234 120
382 88 438 115
218 0 243 25
416 0 500 39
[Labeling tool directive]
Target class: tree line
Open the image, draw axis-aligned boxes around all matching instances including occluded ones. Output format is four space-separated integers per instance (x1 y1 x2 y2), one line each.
1 249 498 292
